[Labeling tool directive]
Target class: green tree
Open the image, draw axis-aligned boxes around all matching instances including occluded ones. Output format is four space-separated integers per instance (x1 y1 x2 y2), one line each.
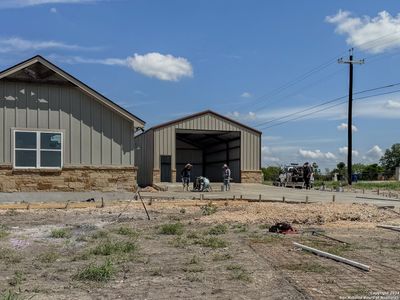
362 164 384 180
380 143 400 176
352 163 366 174
261 166 281 181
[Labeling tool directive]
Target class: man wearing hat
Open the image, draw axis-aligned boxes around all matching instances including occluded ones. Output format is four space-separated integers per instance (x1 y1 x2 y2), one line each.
303 162 313 190
181 163 192 191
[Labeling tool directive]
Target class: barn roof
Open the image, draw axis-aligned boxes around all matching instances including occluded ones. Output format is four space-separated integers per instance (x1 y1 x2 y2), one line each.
0 55 145 126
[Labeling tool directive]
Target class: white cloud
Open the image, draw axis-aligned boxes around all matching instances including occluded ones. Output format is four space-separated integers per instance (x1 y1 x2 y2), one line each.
227 111 257 121
127 53 193 81
0 37 98 53
241 92 252 98
0 0 100 8
53 53 193 81
50 7 57 13
338 146 359 157
363 145 384 161
299 149 337 160
337 123 358 132
326 10 400 53
384 100 400 109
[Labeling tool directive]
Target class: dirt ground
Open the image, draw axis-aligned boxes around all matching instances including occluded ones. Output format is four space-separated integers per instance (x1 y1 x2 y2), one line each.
0 200 399 300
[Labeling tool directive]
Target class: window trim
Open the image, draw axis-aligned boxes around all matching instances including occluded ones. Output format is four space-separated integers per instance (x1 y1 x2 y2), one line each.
12 129 64 170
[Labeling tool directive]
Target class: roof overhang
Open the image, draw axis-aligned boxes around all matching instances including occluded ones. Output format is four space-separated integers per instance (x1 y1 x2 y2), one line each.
0 55 145 127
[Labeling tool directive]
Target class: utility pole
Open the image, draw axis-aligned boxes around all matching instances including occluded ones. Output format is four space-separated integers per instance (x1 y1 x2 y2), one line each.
338 49 364 185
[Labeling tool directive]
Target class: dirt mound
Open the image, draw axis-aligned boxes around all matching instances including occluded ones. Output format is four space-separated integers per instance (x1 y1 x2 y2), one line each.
200 202 397 226
140 186 158 193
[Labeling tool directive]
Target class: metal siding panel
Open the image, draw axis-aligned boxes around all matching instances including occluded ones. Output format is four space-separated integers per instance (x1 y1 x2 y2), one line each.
122 120 131 165
38 85 49 129
112 112 122 165
48 85 60 129
70 88 81 164
26 83 38 128
16 83 27 128
4 82 16 163
172 127 176 168
81 94 91 164
154 130 159 169
0 82 4 163
240 131 245 170
60 87 70 164
91 100 102 165
101 105 112 165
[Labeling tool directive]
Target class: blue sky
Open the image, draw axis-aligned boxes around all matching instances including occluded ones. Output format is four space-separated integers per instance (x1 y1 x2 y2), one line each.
1 0 399 170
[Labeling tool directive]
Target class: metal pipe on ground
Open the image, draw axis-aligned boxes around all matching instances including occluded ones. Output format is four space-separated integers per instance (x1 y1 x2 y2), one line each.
293 242 370 271
376 225 400 232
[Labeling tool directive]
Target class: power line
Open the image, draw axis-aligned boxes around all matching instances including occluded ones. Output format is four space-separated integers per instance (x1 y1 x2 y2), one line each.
254 81 400 128
256 87 400 130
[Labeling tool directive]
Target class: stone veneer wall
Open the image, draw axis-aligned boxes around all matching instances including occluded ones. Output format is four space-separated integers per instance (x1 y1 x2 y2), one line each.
0 165 137 192
152 169 160 184
241 170 263 184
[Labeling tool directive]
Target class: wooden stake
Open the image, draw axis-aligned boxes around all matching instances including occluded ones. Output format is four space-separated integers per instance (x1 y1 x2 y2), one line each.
332 195 336 203
259 194 262 202
306 196 309 204
282 196 285 202
101 197 105 208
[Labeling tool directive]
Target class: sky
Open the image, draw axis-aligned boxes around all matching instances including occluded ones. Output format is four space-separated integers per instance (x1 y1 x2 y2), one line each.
0 0 399 170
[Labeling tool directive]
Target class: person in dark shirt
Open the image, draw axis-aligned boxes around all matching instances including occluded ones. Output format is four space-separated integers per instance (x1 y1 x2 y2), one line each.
303 162 313 189
181 163 192 191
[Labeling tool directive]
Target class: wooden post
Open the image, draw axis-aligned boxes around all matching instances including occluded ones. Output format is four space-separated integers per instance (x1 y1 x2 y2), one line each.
240 195 243 200
332 195 336 203
377 189 380 196
233 195 236 201
26 203 30 210
282 196 285 202
101 197 105 208
259 194 262 202
200 194 204 200
306 196 309 204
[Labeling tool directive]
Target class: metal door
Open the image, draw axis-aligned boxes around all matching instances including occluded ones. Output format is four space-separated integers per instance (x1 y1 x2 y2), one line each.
160 155 172 182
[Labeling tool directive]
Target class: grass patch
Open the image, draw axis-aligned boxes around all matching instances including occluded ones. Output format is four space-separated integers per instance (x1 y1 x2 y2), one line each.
91 230 109 240
38 251 59 264
0 290 20 300
182 265 205 273
170 236 189 248
74 259 114 282
0 225 9 239
232 223 248 233
0 248 22 264
248 233 283 244
159 222 184 235
283 262 329 273
115 226 138 238
212 253 232 261
188 255 200 265
200 202 217 216
304 239 353 256
195 236 228 249
185 274 202 282
207 224 228 235
187 231 201 239
7 271 25 287
227 265 251 282
91 240 137 256
352 181 400 191
50 228 71 239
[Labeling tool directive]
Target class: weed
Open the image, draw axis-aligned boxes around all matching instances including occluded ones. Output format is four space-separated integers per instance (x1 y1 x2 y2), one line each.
187 231 201 239
170 236 189 248
0 225 9 239
115 226 138 238
74 259 114 282
7 271 25 287
159 222 184 235
50 228 71 239
248 233 283 244
71 251 91 261
283 262 328 273
182 265 205 273
185 274 202 282
0 290 20 300
91 240 137 256
232 223 248 233
188 255 200 265
91 230 109 239
258 224 270 230
0 248 22 264
195 237 228 249
180 208 186 214
212 253 233 261
38 251 59 264
207 224 228 235
150 268 163 276
200 202 217 216
227 265 251 282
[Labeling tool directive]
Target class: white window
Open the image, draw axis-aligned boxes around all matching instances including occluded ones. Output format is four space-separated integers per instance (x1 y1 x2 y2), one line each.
13 130 63 169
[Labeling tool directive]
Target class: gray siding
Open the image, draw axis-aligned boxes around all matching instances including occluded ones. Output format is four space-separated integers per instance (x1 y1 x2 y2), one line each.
0 80 136 166
153 113 261 171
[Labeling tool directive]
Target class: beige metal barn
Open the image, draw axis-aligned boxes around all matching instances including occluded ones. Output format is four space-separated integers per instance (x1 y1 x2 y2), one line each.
135 110 262 186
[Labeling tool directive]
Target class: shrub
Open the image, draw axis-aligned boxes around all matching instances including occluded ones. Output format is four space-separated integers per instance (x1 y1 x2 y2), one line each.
0 290 20 300
207 224 228 235
74 260 114 282
116 226 138 237
91 240 137 256
159 223 184 235
195 237 227 249
212 253 232 261
50 228 71 239
200 202 217 216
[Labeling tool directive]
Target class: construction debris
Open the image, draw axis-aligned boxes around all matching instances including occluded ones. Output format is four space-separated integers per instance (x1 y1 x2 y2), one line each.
293 242 370 272
269 222 296 234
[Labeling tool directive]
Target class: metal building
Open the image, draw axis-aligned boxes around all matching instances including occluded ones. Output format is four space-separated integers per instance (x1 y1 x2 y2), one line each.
135 110 262 186
0 55 145 192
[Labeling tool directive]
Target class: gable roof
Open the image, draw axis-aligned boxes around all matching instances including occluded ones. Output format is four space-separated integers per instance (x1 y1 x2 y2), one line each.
0 55 145 126
149 110 262 134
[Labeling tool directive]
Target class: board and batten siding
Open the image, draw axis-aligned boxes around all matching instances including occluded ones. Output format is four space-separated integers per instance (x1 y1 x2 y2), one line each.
0 80 136 166
152 113 261 171
135 130 154 186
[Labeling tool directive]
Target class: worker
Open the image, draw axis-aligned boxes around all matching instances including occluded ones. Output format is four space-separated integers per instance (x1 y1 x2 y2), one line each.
181 163 192 191
303 162 313 189
222 164 231 191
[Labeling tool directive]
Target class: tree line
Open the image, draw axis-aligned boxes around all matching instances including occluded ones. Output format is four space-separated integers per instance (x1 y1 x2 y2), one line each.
262 143 400 181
